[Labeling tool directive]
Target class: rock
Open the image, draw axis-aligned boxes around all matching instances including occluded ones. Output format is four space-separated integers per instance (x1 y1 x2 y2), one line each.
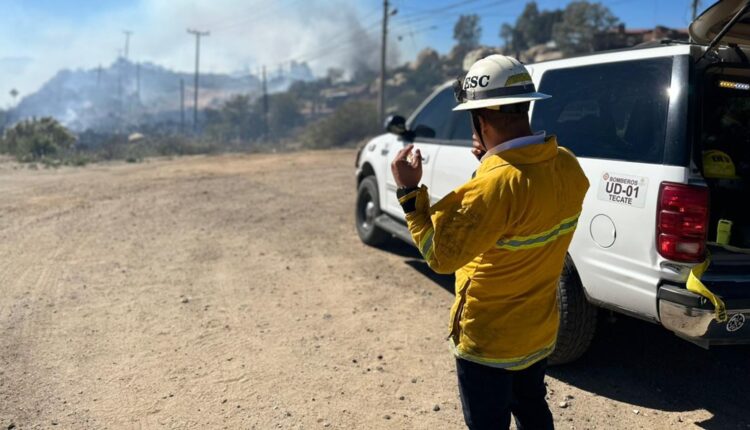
384 415 391 420
633 409 640 415
222 399 227 404
399 396 405 401
433 405 440 412
411 378 417 383
377 355 383 360
558 401 569 408
8 424 16 430
564 394 574 400
521 43 565 64
181 297 189 303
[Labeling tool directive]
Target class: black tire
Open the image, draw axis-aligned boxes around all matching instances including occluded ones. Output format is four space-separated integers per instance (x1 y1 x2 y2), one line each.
549 256 598 365
355 176 390 246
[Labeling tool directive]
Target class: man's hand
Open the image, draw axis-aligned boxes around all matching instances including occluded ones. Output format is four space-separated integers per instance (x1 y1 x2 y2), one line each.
471 133 486 161
391 144 422 188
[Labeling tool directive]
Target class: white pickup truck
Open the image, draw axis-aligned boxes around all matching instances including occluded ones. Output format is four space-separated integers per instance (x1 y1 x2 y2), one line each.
354 0 750 364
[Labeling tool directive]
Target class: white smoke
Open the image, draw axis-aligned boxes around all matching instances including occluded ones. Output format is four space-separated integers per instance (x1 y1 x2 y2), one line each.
0 0 411 107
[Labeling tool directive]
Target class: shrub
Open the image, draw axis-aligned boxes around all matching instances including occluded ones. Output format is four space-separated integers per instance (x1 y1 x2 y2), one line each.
1 117 76 162
301 100 380 149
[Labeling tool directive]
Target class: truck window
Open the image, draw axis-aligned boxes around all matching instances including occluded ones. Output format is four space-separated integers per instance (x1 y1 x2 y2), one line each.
410 87 455 140
448 111 473 144
531 57 674 163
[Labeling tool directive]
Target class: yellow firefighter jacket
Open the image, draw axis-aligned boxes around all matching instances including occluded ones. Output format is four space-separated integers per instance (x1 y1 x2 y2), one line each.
399 135 589 370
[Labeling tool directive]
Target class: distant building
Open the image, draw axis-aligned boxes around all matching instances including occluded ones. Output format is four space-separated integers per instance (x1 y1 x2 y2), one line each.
596 25 690 51
320 85 369 110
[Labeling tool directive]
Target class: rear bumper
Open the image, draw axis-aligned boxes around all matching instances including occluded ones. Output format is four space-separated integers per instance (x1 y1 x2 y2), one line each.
658 284 750 347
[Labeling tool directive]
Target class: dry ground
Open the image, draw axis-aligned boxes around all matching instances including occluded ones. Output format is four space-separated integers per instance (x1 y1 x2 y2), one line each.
0 150 748 429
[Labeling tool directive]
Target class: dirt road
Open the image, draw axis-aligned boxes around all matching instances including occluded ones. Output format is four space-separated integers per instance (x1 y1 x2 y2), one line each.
0 150 747 429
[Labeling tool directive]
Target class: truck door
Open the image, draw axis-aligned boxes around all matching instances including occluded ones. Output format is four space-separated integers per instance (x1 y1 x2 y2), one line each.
429 109 480 202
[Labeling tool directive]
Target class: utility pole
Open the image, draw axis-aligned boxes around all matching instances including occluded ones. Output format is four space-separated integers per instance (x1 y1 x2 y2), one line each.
187 28 210 133
691 0 701 20
136 62 141 102
378 0 389 126
180 78 186 133
117 49 123 110
262 65 269 139
123 30 132 61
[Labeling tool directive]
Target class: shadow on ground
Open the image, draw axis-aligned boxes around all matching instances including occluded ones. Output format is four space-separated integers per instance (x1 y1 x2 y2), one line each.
380 240 455 293
382 241 748 429
548 314 750 429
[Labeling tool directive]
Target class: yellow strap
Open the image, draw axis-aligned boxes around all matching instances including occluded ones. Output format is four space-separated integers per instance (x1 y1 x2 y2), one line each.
686 256 728 323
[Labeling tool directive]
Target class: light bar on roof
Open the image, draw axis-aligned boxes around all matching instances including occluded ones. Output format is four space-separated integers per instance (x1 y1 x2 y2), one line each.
719 80 750 90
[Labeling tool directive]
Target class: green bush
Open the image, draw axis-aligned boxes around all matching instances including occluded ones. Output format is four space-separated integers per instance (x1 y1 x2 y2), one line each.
1 117 76 162
301 100 380 149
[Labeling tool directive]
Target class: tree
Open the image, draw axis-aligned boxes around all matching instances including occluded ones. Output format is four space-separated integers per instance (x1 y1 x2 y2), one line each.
268 92 303 137
553 1 620 55
204 95 263 142
453 14 482 49
533 8 564 45
1 117 76 161
301 100 379 149
206 95 256 141
500 2 564 52
514 2 540 49
0 109 7 133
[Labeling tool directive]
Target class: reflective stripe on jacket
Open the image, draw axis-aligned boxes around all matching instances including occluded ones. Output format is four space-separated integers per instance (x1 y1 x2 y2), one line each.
402 135 589 370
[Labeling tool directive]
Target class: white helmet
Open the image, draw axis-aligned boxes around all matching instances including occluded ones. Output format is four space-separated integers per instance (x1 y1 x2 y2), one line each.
453 55 550 111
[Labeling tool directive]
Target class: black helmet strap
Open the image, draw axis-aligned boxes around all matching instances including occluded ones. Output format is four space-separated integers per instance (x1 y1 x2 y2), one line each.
471 111 486 151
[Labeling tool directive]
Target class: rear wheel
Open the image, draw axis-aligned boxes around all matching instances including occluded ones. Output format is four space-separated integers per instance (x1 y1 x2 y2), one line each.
549 256 598 365
355 176 390 246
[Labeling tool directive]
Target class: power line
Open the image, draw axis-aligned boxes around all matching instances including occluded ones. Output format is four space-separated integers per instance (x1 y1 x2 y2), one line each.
209 0 307 34
198 0 288 30
285 20 384 65
395 0 508 21
393 0 521 26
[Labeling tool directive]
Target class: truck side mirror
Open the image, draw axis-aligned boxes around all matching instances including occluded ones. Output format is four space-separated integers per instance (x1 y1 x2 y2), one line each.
413 124 436 139
384 115 407 136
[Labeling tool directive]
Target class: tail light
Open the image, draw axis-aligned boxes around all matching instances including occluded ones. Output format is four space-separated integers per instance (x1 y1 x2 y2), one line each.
656 182 709 263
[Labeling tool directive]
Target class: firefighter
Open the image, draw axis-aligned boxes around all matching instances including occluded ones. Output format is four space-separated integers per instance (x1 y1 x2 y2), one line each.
391 55 590 430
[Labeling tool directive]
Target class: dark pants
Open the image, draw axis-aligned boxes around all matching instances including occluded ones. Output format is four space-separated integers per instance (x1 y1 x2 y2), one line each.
456 358 554 430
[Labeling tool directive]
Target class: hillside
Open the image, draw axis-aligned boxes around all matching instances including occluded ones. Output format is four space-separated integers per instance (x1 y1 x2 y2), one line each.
10 59 314 132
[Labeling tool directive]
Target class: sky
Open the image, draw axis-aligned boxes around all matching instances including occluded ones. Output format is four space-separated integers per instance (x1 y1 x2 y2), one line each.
0 0 710 106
